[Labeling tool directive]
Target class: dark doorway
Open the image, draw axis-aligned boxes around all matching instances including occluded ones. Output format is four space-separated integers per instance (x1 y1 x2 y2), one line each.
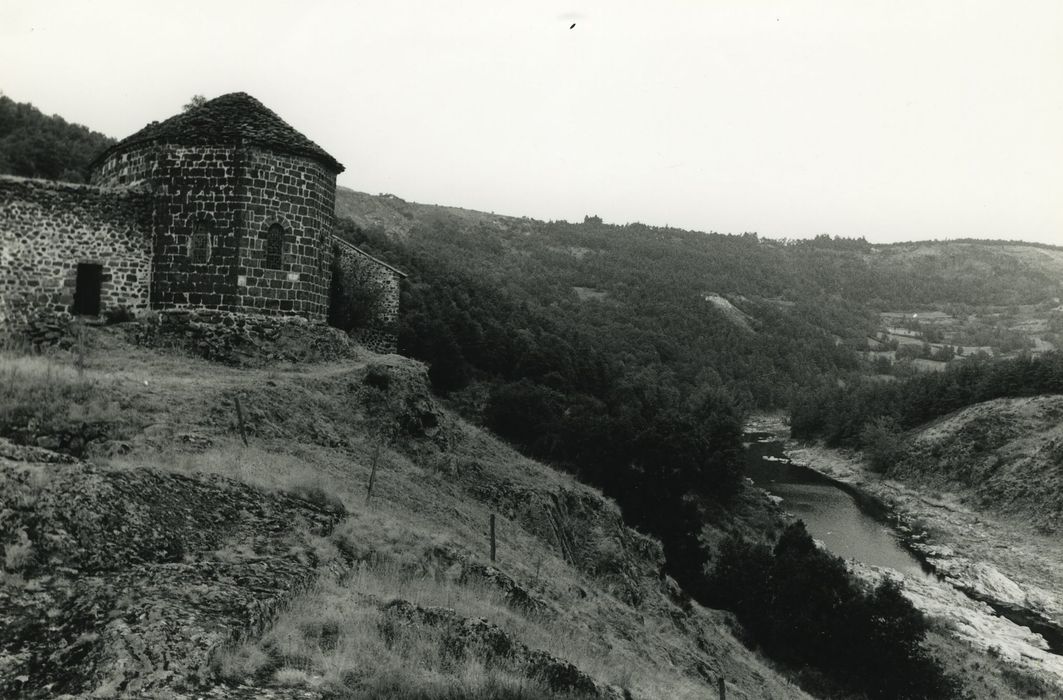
72 263 103 316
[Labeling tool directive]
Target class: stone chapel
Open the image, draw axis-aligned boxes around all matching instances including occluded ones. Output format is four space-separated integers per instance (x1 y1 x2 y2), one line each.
0 92 404 352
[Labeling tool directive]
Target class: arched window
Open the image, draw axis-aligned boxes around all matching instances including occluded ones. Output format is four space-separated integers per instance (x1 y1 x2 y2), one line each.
265 224 284 270
190 220 211 264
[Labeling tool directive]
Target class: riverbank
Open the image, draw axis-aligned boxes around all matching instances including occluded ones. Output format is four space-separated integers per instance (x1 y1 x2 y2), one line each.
747 414 1063 689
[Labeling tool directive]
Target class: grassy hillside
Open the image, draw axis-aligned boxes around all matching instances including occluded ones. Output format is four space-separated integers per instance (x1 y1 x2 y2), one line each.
0 328 808 699
891 394 1063 532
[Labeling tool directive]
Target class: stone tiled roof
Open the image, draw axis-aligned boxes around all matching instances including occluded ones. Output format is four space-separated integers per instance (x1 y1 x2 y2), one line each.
90 92 344 173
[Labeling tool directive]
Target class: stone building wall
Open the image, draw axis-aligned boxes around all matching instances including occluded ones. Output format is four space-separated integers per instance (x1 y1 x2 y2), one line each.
90 144 159 188
149 146 244 312
331 238 403 353
90 144 334 321
0 176 153 330
235 147 335 320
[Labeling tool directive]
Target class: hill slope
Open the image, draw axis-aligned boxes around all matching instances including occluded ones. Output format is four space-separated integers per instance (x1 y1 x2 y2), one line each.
0 95 115 182
335 186 1063 310
0 328 807 699
893 394 1063 532
335 187 1063 412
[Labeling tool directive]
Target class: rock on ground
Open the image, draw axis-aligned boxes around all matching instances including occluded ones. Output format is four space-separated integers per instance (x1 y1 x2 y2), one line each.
0 440 344 698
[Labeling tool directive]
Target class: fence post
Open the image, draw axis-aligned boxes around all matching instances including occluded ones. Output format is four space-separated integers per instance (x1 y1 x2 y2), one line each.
718 676 726 700
490 513 497 563
234 396 249 446
366 444 380 505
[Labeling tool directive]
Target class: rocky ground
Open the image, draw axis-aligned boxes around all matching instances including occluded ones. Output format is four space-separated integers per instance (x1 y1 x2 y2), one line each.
0 327 811 699
0 439 345 698
748 414 1063 693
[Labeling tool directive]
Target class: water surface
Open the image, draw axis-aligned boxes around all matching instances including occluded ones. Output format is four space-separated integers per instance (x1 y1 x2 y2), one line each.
744 433 931 579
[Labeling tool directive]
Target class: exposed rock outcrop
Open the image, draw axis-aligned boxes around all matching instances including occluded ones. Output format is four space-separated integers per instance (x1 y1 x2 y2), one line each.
359 359 452 449
0 441 344 698
131 310 359 367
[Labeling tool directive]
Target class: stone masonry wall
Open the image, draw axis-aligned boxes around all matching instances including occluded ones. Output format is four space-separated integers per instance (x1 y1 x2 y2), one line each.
91 144 333 321
90 144 159 188
235 147 334 320
332 238 402 353
97 145 245 313
0 176 152 331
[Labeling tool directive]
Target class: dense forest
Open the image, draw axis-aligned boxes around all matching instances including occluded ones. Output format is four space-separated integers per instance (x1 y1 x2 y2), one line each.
337 204 1063 423
790 351 1063 450
0 95 114 182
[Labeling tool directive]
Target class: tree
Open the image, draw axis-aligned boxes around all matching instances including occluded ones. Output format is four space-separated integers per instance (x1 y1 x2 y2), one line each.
860 415 903 473
183 95 207 111
0 95 114 182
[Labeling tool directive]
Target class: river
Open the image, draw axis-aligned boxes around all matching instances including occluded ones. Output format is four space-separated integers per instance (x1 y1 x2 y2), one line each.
744 432 931 579
745 431 1063 660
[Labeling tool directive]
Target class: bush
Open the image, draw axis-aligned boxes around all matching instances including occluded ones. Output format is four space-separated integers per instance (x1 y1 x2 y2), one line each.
286 484 347 517
860 415 903 472
707 522 956 699
103 306 136 325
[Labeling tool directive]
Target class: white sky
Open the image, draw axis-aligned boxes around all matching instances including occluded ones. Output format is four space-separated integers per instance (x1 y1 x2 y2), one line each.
2 1 1060 244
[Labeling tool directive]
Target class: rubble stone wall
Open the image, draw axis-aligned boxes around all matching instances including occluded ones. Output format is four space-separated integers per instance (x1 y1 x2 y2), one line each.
0 176 153 331
332 239 402 353
4 144 399 342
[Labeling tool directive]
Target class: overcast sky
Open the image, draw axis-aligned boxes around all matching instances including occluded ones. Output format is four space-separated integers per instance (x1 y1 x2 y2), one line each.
2 1 1060 244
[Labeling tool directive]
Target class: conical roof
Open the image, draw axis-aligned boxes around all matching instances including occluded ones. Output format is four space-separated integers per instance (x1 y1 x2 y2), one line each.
91 92 344 173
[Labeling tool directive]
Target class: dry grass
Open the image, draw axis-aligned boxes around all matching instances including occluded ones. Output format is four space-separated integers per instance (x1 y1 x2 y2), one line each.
106 443 347 504
92 415 713 698
0 352 126 440
213 505 712 699
0 332 808 699
3 527 34 572
215 553 606 699
0 351 86 383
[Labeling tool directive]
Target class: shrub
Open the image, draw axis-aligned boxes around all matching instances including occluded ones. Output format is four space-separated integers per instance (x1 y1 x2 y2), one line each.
3 528 34 573
103 306 136 325
287 484 347 517
707 522 956 699
860 415 903 472
1000 666 1054 697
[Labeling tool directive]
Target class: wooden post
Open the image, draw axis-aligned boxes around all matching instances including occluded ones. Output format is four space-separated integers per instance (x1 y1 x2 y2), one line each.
718 677 726 700
234 396 249 446
366 445 380 505
490 513 496 562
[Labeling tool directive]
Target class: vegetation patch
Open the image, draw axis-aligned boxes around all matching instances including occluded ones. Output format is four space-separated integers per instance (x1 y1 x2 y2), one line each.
707 522 957 699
